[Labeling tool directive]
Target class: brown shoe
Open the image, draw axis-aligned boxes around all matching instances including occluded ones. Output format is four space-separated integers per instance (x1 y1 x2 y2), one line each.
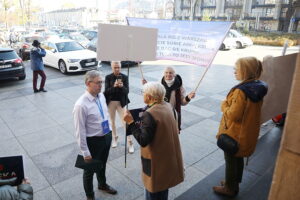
98 184 117 195
213 186 237 197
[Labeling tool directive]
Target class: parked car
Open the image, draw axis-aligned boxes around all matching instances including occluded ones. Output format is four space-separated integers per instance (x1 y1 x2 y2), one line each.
15 35 44 60
86 38 140 66
81 30 98 41
0 48 26 80
229 29 253 49
41 39 99 74
219 35 237 50
60 32 89 48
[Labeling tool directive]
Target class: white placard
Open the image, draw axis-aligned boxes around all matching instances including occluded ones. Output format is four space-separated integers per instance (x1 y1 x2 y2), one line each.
97 24 157 61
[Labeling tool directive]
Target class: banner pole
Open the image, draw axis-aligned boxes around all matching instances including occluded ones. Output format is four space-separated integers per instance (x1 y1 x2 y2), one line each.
138 63 144 80
194 66 210 92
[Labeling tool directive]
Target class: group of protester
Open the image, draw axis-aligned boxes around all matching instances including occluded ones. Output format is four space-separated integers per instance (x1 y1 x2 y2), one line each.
1 39 268 200
72 57 267 200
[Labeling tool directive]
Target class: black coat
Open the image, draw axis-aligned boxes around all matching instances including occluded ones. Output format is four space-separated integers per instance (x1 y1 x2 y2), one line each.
104 73 130 107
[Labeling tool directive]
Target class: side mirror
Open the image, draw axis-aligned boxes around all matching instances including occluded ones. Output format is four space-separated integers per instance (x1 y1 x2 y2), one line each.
51 49 57 53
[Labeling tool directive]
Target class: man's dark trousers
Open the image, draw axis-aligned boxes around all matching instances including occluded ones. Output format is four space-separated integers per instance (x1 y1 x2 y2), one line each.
83 132 112 198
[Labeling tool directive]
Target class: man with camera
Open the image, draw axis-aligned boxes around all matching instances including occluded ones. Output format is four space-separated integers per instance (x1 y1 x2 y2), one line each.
104 61 134 153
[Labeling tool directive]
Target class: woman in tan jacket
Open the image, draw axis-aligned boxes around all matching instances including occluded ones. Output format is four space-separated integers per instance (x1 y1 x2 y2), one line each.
213 57 268 197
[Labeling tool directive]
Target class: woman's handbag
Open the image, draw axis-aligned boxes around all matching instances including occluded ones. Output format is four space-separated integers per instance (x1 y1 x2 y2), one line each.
217 134 239 155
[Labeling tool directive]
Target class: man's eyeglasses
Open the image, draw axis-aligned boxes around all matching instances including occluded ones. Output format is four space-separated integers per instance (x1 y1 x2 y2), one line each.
90 81 103 85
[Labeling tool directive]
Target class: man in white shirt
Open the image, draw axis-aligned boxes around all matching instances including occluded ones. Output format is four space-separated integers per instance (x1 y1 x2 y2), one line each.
73 70 117 200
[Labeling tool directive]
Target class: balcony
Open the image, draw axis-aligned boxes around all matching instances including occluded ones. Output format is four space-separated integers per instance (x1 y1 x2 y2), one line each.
252 4 276 8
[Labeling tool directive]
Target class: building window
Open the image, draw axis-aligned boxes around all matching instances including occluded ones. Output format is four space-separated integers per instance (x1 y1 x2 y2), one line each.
226 0 243 6
203 0 216 6
265 0 276 4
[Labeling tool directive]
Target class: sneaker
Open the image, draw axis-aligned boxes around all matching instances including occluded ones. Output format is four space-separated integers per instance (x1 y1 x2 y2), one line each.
39 88 47 92
34 89 39 93
128 141 134 154
111 136 118 148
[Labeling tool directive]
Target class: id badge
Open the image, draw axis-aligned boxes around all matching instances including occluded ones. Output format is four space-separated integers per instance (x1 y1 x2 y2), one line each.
101 120 110 134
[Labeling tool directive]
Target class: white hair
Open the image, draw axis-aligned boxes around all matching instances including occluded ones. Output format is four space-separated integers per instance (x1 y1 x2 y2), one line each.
85 70 101 84
143 82 166 103
164 66 175 74
111 61 121 67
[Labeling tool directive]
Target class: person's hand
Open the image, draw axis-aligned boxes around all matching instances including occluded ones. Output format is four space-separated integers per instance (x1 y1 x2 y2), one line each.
84 156 92 163
188 91 196 100
118 81 123 87
22 178 30 184
142 79 147 85
123 110 134 124
114 80 119 87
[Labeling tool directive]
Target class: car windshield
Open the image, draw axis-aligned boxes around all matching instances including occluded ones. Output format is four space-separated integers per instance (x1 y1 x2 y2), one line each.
231 30 243 37
71 34 88 41
0 51 18 60
90 38 97 46
25 36 44 43
55 41 84 52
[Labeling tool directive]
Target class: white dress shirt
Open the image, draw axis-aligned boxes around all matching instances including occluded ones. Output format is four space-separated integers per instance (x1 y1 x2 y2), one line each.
73 91 111 157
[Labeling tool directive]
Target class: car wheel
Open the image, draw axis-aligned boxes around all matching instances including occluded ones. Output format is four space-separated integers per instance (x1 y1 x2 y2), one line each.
236 41 242 49
219 43 225 50
19 75 26 80
59 60 68 74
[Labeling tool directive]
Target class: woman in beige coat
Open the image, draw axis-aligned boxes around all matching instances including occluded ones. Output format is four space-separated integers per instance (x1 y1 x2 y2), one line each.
124 82 184 200
213 57 268 197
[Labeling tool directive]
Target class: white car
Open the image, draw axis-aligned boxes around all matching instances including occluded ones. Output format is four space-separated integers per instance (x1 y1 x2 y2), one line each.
41 39 99 74
229 29 253 49
220 36 237 50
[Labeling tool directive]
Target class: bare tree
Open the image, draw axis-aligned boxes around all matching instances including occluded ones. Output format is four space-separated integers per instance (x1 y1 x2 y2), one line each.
189 0 200 20
282 0 300 32
1 0 12 29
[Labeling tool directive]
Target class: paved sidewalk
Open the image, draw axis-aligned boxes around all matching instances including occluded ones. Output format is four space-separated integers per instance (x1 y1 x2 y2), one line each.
0 48 280 200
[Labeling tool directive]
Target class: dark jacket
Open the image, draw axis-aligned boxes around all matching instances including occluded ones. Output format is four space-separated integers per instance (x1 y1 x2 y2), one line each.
217 80 268 157
30 47 46 71
128 102 184 193
104 73 130 107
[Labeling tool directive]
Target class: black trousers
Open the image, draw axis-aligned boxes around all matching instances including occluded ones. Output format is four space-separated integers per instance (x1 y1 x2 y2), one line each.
225 152 244 191
83 132 112 198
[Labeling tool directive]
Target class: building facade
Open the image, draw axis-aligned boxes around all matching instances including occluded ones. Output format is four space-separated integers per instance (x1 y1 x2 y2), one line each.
39 7 100 28
174 0 300 32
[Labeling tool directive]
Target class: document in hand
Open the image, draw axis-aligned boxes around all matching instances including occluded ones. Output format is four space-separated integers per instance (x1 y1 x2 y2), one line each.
126 107 145 136
130 108 145 123
75 155 103 172
0 155 24 186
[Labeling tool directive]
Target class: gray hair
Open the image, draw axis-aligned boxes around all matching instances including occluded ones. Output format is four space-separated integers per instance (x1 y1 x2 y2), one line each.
85 70 101 84
143 82 166 103
111 61 121 67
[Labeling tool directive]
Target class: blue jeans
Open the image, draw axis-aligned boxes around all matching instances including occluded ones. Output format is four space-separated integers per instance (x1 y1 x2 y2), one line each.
145 188 169 200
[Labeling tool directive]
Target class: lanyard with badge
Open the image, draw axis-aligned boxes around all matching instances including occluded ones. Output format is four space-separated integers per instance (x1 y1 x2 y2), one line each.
95 95 111 134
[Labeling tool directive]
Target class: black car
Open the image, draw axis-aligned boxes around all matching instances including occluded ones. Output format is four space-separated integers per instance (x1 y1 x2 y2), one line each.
86 38 140 67
0 48 26 80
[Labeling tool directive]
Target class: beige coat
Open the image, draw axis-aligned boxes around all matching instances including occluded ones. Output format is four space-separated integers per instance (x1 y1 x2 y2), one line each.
141 102 184 192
